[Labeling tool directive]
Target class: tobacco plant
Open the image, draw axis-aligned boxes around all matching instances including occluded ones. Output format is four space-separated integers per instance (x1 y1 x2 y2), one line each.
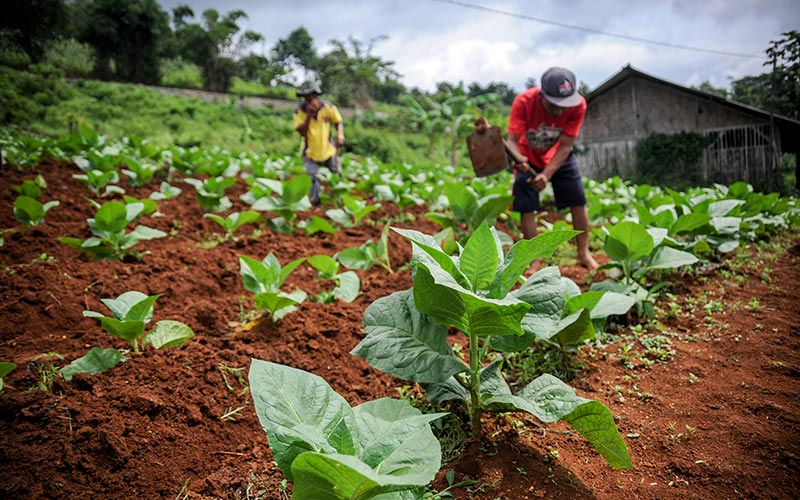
592 220 698 320
352 223 632 469
249 359 446 499
239 253 307 321
426 183 513 241
204 210 261 241
325 194 378 228
14 195 59 227
72 168 122 196
83 290 194 354
337 224 393 273
185 175 236 212
0 362 16 394
248 175 312 233
307 254 361 303
59 201 166 260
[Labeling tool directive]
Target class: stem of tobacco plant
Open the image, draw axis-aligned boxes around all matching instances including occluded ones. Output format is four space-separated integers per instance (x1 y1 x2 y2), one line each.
467 327 482 440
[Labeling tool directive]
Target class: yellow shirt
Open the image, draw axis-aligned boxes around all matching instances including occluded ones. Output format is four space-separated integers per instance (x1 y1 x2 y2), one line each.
293 101 343 162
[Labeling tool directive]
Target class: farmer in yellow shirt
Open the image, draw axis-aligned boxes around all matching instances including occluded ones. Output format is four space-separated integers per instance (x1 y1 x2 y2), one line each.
293 81 345 207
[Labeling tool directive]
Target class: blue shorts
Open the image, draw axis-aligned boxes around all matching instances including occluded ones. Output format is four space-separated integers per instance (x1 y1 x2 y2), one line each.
512 154 586 213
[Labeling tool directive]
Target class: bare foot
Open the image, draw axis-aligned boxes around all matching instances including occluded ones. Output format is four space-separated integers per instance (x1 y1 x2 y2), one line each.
579 254 599 271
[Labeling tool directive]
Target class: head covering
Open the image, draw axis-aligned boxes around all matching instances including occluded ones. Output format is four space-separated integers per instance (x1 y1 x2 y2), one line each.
540 67 582 107
296 81 323 97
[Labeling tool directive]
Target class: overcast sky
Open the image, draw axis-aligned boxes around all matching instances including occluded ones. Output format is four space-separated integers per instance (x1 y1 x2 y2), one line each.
157 0 800 93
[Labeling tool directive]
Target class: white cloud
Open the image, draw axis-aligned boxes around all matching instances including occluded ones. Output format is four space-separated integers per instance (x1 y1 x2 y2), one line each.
157 0 800 93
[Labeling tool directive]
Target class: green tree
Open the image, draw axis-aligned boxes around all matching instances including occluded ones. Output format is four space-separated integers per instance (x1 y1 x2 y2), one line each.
693 80 730 99
400 94 447 158
469 81 517 105
0 0 68 63
168 7 263 92
79 0 169 84
270 27 317 84
317 36 400 111
731 31 799 120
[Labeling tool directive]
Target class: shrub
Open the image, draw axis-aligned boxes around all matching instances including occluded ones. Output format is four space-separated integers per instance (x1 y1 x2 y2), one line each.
42 39 94 77
160 57 203 89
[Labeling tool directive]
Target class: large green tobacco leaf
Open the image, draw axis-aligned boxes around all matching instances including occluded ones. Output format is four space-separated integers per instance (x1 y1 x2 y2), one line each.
332 271 361 303
60 347 126 381
562 401 633 469
458 223 500 292
291 452 425 499
250 361 444 498
392 227 471 290
669 212 712 235
605 221 653 263
253 290 306 320
490 230 581 298
353 289 465 384
492 267 564 352
143 320 194 349
98 291 158 321
647 246 698 270
550 309 595 346
481 369 632 469
249 359 357 480
413 262 530 338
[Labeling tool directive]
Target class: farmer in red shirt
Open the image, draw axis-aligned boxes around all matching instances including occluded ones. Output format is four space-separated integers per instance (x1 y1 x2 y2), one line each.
505 67 598 270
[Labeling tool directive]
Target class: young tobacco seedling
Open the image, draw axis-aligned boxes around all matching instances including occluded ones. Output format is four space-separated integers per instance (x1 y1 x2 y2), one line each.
121 158 158 187
352 222 632 469
307 254 361 303
14 195 59 227
149 181 182 200
83 290 194 354
249 175 312 234
337 223 393 273
325 194 378 228
249 359 446 499
73 168 122 196
204 210 261 241
239 253 307 321
185 176 236 212
425 183 513 240
592 220 698 321
59 201 166 260
0 362 16 394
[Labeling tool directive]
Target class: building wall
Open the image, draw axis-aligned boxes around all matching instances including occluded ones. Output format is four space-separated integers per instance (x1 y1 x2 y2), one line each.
577 75 779 190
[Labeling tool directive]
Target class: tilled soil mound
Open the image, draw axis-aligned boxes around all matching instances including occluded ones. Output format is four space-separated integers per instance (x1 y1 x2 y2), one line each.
1 161 798 499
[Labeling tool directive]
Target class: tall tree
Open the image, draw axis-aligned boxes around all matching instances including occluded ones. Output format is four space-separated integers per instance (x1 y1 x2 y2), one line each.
270 27 317 84
317 36 400 110
168 7 263 92
731 31 799 120
79 0 168 84
1 0 68 63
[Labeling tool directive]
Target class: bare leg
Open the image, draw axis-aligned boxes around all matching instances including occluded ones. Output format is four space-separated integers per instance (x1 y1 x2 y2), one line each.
570 205 598 270
520 211 538 240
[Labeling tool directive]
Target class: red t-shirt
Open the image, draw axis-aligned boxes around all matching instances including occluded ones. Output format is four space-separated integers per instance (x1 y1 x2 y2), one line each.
507 87 586 168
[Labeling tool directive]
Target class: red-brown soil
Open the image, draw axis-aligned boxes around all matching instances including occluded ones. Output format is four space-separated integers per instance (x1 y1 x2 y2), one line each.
0 160 798 500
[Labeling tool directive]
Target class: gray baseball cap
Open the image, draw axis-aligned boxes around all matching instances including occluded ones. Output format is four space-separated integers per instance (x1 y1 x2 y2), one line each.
296 81 322 97
541 67 582 107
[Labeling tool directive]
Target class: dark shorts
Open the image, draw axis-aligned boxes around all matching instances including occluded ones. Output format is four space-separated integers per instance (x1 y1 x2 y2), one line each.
512 154 586 213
